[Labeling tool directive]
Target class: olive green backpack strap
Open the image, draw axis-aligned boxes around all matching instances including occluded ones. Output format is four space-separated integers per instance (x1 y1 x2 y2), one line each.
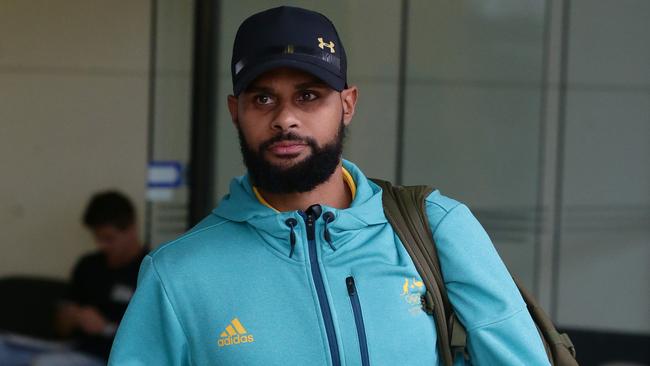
514 277 578 365
370 178 467 366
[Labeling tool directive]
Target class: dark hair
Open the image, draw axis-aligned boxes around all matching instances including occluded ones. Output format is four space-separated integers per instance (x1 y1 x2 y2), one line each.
82 191 135 230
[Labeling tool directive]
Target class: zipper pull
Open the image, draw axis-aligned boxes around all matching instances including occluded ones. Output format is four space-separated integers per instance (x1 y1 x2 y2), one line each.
346 276 356 296
285 218 298 258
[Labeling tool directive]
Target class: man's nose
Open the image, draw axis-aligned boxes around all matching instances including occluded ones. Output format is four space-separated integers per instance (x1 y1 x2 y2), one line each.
271 102 300 131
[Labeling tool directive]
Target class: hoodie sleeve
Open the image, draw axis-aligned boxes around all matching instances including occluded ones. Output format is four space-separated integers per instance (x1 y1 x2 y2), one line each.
108 255 191 366
425 193 550 365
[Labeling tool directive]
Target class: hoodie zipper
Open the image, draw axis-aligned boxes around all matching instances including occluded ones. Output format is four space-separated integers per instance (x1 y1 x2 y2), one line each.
302 206 341 366
346 276 370 366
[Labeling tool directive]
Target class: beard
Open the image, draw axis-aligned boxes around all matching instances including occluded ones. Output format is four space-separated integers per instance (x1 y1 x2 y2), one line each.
237 120 346 194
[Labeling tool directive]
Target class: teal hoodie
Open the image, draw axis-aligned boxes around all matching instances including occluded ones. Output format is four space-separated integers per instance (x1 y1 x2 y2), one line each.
109 160 550 365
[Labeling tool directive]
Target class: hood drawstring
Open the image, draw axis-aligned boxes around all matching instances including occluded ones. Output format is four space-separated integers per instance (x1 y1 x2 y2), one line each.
285 218 298 258
322 212 336 252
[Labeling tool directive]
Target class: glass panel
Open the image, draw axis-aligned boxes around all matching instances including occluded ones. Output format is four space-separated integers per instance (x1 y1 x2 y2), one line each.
147 0 194 247
558 91 650 332
556 0 650 332
401 0 547 289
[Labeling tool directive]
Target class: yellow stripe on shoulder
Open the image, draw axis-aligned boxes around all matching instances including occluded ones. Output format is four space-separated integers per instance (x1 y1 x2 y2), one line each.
342 167 356 200
253 186 279 212
253 166 357 210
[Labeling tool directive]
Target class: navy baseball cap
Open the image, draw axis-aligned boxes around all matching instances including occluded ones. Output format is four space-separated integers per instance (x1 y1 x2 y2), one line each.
231 6 347 96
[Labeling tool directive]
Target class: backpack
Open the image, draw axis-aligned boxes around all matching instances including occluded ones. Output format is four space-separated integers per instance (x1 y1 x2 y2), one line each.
371 178 578 366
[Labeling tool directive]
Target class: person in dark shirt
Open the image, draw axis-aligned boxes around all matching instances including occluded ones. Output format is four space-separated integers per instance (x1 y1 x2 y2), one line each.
53 191 147 364
60 250 144 360
0 191 146 366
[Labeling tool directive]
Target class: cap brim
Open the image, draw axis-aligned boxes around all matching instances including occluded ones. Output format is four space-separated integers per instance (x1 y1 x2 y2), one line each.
233 54 345 96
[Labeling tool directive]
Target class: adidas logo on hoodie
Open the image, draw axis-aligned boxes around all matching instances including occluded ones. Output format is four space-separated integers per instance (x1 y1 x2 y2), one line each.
218 318 255 347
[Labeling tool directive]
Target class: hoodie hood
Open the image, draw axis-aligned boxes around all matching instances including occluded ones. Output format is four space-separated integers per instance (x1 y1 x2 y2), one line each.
212 160 388 256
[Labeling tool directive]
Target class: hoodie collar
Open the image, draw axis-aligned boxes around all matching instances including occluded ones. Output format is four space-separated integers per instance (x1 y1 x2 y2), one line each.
212 159 387 228
251 166 357 213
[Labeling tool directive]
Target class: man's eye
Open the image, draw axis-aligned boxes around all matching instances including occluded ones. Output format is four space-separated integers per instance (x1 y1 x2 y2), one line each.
255 95 273 105
298 91 317 102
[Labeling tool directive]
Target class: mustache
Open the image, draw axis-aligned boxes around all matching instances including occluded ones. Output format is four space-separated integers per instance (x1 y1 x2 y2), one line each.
259 132 317 151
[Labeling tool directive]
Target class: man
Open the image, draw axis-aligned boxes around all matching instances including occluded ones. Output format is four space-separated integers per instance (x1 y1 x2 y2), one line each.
0 191 146 366
51 191 148 364
109 6 550 365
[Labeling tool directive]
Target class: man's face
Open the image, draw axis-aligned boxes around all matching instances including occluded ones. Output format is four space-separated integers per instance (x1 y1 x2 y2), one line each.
228 67 357 193
92 224 136 262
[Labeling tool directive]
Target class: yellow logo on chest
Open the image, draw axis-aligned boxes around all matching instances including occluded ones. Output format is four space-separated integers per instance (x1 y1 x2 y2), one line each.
217 318 254 347
401 278 425 315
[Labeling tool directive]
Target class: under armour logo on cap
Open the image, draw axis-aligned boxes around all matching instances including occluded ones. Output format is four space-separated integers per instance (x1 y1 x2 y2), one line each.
317 37 335 53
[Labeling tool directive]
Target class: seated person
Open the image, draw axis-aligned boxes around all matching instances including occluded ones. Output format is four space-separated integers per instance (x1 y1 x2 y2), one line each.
0 191 147 366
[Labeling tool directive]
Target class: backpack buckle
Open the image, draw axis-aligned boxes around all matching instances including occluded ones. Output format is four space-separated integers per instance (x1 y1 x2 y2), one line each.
449 313 469 360
420 292 435 315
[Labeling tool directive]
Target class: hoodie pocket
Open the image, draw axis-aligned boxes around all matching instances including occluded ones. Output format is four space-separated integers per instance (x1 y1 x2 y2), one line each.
346 276 370 366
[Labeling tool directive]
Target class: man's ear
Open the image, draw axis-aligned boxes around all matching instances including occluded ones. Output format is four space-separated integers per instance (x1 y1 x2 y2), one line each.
227 95 239 125
340 86 358 126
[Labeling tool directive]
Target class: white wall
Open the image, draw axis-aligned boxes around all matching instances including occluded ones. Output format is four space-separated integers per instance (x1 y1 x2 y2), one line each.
0 0 150 279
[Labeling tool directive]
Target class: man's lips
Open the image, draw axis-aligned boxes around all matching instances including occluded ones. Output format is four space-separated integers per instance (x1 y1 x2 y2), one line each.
267 141 308 156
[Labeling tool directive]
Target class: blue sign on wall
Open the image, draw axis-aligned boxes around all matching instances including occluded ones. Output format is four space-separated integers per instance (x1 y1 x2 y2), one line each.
147 161 183 188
